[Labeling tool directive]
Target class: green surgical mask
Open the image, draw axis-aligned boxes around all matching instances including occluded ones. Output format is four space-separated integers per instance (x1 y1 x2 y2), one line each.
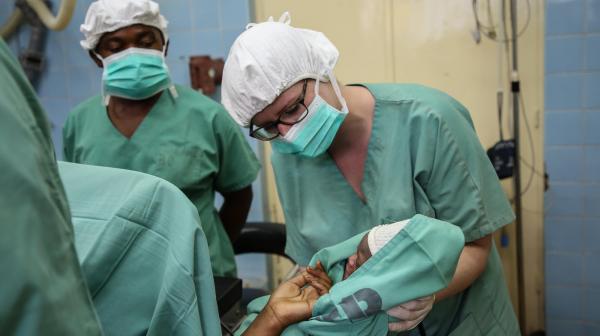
272 72 348 157
98 47 173 103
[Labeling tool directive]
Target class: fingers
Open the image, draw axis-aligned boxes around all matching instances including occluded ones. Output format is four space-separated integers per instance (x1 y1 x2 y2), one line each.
286 260 334 299
306 277 329 295
387 306 422 321
400 299 431 311
346 254 357 268
302 261 332 297
386 295 435 324
302 273 330 295
306 260 332 287
304 276 331 294
417 294 436 303
387 302 432 321
388 299 431 332
287 272 310 288
306 261 325 275
388 313 426 332
306 268 331 287
388 320 415 332
343 257 357 280
395 294 435 311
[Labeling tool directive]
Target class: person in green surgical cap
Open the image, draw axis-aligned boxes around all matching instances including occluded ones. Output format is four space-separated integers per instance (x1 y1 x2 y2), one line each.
63 0 261 277
221 12 519 335
0 38 102 335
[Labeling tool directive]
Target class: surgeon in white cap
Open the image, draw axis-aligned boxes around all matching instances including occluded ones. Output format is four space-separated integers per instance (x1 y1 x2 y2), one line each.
221 13 519 335
62 0 261 278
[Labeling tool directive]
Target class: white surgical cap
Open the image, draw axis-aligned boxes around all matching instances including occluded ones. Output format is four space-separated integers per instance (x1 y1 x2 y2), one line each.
368 219 410 255
221 12 339 127
80 0 168 51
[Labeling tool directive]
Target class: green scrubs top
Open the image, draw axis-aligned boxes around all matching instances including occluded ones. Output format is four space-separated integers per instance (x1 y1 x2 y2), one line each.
63 85 261 276
58 161 221 336
236 215 465 336
0 39 102 335
271 84 519 335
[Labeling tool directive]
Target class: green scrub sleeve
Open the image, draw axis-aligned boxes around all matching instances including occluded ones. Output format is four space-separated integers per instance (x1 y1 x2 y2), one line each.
213 107 261 193
0 38 102 335
62 114 75 161
414 103 515 242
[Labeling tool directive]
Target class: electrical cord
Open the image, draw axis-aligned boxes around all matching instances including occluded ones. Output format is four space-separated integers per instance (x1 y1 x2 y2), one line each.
472 0 531 42
519 156 545 178
473 0 496 31
482 0 540 196
472 0 497 39
518 92 537 196
501 13 540 196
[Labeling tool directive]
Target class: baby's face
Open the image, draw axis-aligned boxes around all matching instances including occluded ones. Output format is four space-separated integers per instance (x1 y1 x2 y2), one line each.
343 233 372 280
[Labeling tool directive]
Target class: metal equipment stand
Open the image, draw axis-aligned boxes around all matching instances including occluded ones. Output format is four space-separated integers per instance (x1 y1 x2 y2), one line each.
509 0 526 332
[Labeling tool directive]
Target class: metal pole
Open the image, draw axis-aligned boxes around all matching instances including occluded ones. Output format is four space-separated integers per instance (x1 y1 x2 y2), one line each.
510 0 526 332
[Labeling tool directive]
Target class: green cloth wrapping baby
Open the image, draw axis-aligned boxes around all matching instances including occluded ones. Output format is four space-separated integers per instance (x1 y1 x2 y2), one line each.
237 214 465 335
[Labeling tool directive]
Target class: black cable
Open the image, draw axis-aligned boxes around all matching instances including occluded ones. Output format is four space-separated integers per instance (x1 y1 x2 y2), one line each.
497 91 504 140
518 93 536 196
520 156 545 178
498 0 540 193
484 0 540 196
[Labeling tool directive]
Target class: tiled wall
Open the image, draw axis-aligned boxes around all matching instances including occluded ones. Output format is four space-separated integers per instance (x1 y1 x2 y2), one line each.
0 0 252 157
544 0 600 334
0 0 267 287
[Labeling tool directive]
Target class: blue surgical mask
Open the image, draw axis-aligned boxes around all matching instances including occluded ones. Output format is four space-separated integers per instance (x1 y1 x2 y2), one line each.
272 72 348 157
97 47 173 104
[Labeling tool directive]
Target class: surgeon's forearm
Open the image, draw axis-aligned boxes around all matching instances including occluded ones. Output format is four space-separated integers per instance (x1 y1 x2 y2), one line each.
435 234 492 301
219 186 253 243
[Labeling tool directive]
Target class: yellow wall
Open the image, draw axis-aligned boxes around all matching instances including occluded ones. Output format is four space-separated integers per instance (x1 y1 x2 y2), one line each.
253 0 545 333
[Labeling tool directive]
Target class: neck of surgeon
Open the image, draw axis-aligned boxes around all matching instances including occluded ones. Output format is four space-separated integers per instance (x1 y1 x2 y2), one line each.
109 92 162 117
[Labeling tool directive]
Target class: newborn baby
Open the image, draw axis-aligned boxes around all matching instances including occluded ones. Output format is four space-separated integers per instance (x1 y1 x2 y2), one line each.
343 219 409 280
238 214 464 336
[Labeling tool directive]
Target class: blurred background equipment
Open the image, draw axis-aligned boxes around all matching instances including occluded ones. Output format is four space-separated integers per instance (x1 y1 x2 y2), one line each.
1 0 75 88
189 55 224 95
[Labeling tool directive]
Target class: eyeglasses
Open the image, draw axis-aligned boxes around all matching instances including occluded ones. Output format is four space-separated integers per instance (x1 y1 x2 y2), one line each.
249 79 309 141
